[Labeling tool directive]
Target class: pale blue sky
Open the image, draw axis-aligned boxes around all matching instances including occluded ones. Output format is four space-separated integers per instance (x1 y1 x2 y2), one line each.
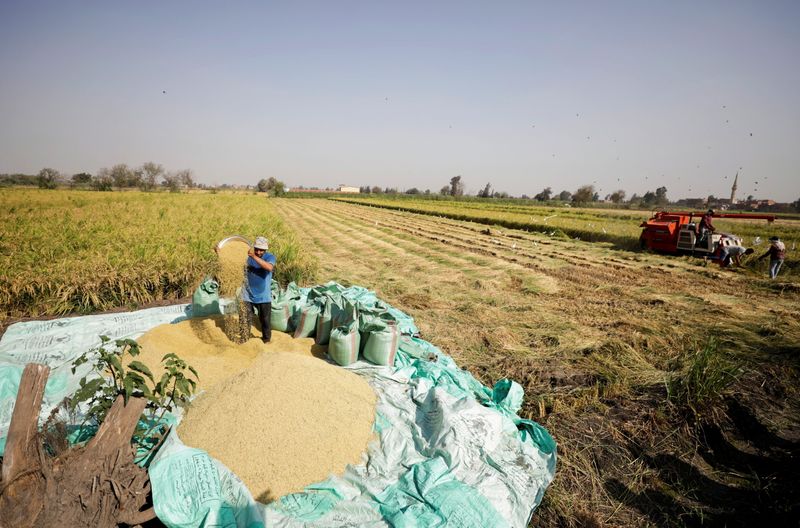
1 1 798 200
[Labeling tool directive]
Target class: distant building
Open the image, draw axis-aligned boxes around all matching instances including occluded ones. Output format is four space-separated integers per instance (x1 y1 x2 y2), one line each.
675 198 705 208
287 188 329 193
287 185 361 194
744 199 776 209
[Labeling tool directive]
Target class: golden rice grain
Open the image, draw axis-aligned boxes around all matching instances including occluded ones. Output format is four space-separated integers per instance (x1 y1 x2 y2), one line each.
136 316 323 392
177 351 376 503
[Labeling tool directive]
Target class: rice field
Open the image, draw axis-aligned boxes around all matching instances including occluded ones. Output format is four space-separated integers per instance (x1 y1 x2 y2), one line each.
0 189 317 321
2 190 798 525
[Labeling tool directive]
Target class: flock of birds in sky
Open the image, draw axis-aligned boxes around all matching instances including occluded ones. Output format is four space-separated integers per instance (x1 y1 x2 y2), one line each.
161 88 763 198
524 105 760 198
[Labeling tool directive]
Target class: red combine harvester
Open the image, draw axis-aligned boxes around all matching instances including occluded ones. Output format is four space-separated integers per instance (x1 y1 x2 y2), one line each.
639 211 776 256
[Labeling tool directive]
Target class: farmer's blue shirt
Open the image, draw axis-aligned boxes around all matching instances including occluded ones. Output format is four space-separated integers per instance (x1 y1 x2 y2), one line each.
242 253 276 304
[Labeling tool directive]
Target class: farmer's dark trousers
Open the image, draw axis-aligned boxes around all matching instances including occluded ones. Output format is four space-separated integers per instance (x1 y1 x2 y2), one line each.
247 301 272 341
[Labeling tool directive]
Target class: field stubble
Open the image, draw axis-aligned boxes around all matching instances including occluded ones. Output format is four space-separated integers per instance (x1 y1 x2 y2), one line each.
334 196 800 278
273 198 800 527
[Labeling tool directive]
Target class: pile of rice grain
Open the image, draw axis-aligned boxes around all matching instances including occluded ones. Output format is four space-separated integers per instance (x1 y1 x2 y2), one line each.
177 352 376 503
135 317 321 392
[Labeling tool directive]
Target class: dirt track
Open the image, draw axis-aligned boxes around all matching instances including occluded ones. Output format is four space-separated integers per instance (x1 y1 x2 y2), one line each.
273 198 800 527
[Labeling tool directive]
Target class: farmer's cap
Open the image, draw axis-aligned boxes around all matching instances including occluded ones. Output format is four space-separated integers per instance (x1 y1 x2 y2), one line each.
253 236 269 250
707 209 714 215
769 236 780 241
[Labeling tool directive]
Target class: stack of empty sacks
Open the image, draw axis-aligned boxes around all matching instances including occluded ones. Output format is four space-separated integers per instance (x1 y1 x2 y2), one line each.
271 281 417 368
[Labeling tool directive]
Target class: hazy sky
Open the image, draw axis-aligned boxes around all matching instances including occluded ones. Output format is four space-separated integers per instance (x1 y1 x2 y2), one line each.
1 1 798 199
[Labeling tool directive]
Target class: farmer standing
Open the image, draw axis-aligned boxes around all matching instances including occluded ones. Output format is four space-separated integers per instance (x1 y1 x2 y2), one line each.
698 209 715 244
759 236 786 279
243 236 276 342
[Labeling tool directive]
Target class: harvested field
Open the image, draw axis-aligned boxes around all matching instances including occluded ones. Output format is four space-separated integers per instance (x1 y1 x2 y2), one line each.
334 196 800 272
271 198 800 526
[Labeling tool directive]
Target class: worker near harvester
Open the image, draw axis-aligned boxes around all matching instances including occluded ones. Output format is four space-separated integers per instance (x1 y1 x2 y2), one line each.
759 236 786 279
717 245 754 268
243 236 277 343
697 209 715 243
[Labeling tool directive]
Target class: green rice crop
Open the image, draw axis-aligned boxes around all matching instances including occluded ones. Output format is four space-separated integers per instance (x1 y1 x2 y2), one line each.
0 189 317 320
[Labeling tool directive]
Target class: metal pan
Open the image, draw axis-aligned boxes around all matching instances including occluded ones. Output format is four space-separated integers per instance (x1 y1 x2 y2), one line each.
214 235 252 251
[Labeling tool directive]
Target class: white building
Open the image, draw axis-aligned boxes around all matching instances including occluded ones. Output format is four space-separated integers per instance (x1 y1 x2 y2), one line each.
338 185 360 193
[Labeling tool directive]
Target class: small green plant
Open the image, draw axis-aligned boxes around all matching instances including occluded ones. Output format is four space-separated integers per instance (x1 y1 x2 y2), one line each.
667 337 741 418
70 335 198 445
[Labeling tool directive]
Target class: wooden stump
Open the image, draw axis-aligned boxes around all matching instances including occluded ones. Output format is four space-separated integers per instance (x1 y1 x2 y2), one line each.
0 364 157 528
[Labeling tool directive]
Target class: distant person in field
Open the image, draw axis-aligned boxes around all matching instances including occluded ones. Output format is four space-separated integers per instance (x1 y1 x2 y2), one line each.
759 236 786 279
697 209 715 244
243 236 277 343
717 245 754 268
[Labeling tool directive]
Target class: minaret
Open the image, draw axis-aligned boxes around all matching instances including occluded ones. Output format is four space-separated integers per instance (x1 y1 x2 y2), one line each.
730 171 738 204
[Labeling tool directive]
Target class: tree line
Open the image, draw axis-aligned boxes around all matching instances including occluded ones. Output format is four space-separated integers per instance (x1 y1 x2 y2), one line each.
351 177 672 206
1 166 292 196
1 164 196 192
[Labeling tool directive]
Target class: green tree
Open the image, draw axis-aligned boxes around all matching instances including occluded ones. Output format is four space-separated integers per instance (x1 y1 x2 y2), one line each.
449 175 464 197
257 177 285 196
572 185 595 203
478 182 492 198
37 168 60 189
655 186 668 206
642 191 657 206
608 189 626 203
176 169 194 189
71 172 92 185
92 169 113 191
162 172 181 193
558 190 572 202
110 164 133 188
139 162 164 191
534 187 552 201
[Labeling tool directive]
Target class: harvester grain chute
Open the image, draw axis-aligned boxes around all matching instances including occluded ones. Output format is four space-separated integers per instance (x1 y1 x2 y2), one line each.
639 211 776 256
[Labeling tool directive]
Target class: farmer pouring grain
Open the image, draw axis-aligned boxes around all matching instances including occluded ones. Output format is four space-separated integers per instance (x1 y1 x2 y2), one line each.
243 236 277 343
